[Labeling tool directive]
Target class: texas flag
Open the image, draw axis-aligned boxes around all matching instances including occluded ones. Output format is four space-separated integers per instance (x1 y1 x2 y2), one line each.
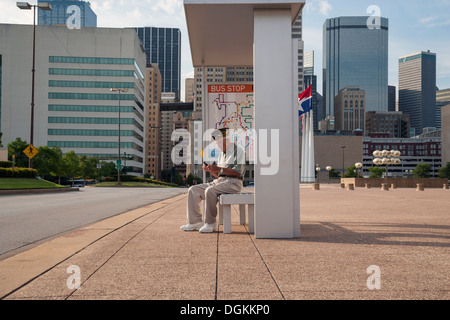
298 85 312 116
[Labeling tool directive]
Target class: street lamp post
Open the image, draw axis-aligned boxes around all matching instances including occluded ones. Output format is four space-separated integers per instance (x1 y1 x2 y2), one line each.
315 164 321 183
373 150 401 179
326 166 332 184
355 162 363 178
17 2 52 168
110 88 128 186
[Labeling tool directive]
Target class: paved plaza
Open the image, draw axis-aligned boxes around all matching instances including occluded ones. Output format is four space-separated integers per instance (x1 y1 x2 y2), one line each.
0 184 449 300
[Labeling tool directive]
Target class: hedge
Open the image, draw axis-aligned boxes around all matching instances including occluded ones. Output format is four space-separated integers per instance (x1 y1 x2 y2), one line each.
0 161 14 168
104 175 178 187
0 167 37 178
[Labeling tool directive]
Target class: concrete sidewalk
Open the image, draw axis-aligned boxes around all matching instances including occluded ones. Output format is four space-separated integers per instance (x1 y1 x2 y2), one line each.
1 185 449 300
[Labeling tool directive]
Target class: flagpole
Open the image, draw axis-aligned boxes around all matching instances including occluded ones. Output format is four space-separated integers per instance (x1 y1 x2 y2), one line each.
308 109 315 182
299 85 313 183
301 115 306 183
305 111 311 182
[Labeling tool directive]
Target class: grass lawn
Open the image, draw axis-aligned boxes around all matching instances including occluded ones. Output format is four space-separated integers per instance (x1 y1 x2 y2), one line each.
0 178 66 190
94 181 178 188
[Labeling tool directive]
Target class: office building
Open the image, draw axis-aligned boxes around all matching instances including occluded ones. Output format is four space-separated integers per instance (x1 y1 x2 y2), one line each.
388 85 396 112
334 87 366 132
159 102 193 177
436 88 450 130
304 51 320 130
38 0 97 27
323 16 389 116
363 136 442 178
293 13 305 95
145 63 162 179
185 78 195 103
365 111 410 138
318 115 335 132
398 50 437 135
0 24 146 174
134 27 181 100
442 105 450 165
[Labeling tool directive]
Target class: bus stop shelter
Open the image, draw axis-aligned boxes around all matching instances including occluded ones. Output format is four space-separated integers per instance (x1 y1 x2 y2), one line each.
184 0 305 238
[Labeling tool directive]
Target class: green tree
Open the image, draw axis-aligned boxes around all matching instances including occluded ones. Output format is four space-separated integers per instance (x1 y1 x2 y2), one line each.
175 172 183 186
34 146 62 178
80 155 99 184
63 151 81 186
98 161 117 180
438 162 450 179
52 148 66 185
369 167 384 178
328 168 341 178
344 165 357 178
413 163 432 178
186 173 203 186
8 137 29 168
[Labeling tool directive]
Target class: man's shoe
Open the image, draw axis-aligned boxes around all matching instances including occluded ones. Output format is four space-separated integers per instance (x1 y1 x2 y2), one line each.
199 223 216 233
180 222 203 231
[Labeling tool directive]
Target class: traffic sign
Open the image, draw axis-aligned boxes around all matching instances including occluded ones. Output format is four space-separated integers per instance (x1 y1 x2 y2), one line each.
116 160 122 165
23 144 38 159
116 164 122 170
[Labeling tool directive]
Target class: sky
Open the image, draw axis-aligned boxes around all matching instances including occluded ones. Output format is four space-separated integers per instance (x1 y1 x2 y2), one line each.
1 0 449 99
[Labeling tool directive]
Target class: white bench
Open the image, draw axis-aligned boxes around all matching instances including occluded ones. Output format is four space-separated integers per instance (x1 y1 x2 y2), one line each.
218 193 255 234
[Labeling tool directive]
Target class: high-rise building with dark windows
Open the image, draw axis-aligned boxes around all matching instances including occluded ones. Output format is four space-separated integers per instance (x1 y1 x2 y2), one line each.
134 27 181 100
323 16 389 117
38 0 97 27
398 50 437 135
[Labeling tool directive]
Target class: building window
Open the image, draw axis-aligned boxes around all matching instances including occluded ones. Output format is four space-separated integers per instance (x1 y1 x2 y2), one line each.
50 56 135 65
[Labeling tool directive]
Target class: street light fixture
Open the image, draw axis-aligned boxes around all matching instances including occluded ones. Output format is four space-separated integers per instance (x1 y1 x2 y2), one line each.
315 164 321 183
326 166 332 184
372 150 401 178
110 88 129 186
17 2 52 168
355 162 363 178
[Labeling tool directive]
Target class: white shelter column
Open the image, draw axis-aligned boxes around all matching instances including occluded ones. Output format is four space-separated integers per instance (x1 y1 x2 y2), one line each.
253 9 300 238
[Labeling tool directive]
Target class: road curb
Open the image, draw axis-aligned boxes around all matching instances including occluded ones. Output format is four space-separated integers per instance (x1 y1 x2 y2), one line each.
0 188 80 196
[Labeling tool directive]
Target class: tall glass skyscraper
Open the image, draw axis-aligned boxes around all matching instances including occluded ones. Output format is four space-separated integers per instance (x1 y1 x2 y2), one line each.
399 51 437 135
304 51 320 130
134 27 181 100
323 16 388 118
38 0 97 27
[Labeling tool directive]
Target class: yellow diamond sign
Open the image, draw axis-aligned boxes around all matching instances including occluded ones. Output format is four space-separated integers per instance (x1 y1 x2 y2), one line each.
23 144 39 159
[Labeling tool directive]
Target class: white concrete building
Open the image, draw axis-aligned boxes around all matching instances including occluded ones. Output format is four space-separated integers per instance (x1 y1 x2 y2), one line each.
0 24 146 174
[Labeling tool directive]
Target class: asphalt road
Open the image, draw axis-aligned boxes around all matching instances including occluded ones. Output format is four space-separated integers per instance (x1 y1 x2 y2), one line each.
0 187 187 259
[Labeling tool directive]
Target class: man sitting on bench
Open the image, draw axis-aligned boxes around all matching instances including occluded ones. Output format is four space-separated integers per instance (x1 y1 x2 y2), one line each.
180 128 246 233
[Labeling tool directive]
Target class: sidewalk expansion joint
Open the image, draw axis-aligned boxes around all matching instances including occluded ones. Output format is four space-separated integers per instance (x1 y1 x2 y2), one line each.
64 196 185 300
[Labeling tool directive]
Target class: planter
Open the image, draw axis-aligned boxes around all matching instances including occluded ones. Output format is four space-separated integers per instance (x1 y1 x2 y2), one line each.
341 178 448 188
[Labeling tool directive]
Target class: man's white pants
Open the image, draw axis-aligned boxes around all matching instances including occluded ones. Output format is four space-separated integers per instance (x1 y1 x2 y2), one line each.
187 177 242 225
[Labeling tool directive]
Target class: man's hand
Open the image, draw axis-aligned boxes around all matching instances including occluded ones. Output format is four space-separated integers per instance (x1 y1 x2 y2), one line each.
203 164 221 177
